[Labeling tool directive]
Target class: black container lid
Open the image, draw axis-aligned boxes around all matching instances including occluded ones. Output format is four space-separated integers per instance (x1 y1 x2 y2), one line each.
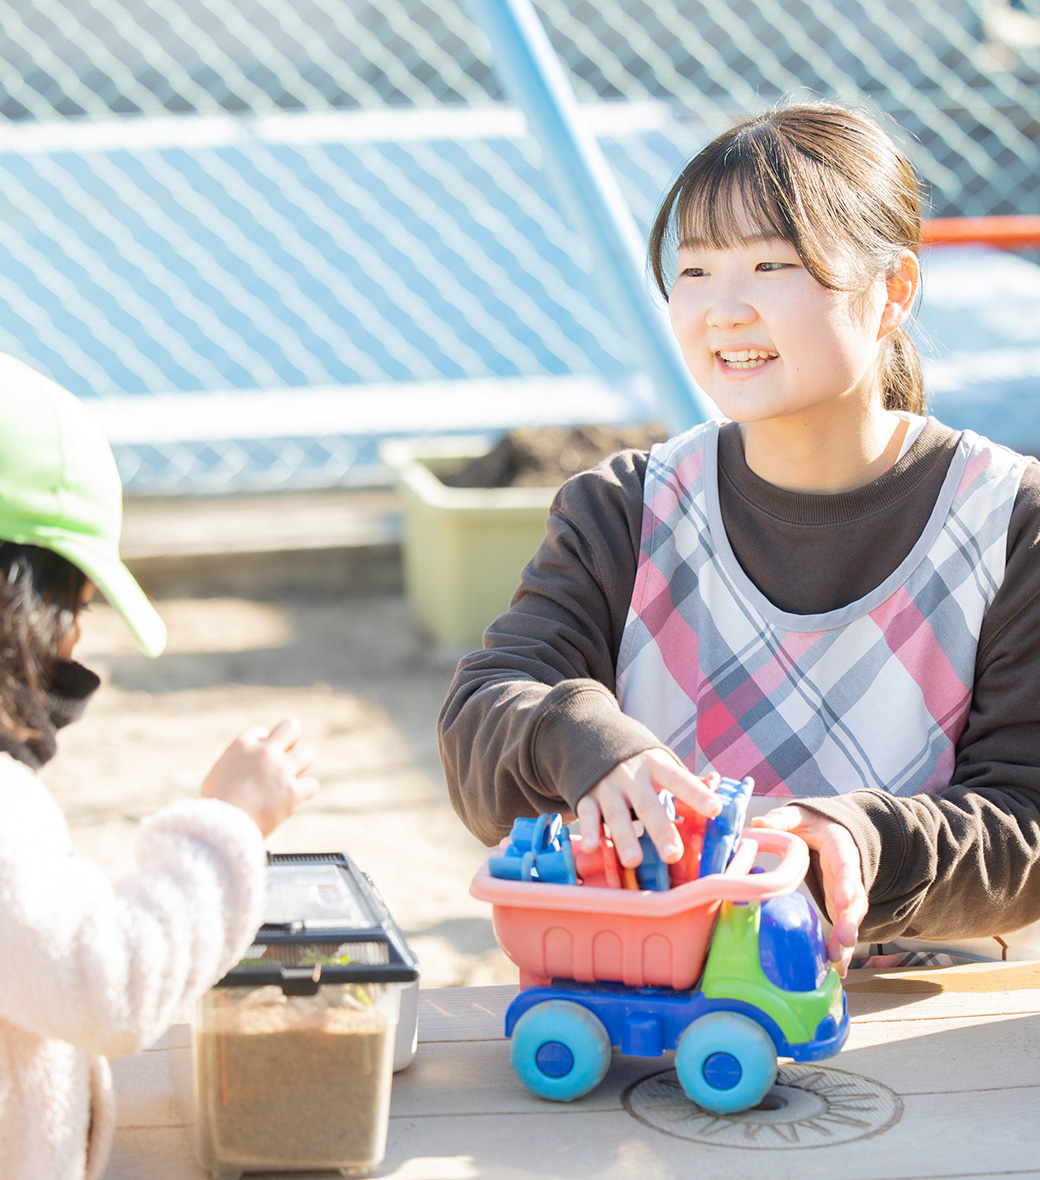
217 852 420 992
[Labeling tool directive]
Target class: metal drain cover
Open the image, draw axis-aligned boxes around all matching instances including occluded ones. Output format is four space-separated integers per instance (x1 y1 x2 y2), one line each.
623 1064 903 1148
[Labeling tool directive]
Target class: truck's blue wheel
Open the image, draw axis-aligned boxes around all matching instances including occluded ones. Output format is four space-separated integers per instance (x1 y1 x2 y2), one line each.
510 1000 612 1101
675 1011 777 1114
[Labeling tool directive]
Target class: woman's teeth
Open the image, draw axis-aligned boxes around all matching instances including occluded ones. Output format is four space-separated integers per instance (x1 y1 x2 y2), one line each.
718 349 777 369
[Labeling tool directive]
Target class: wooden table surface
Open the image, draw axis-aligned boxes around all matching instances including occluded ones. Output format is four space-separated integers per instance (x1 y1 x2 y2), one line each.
106 962 1040 1179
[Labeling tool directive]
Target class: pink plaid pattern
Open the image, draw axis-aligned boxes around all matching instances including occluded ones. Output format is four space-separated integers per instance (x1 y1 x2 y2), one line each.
616 422 1031 800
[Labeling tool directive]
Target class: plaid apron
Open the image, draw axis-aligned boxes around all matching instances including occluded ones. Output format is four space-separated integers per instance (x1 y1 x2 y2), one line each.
616 422 1034 965
617 420 1028 800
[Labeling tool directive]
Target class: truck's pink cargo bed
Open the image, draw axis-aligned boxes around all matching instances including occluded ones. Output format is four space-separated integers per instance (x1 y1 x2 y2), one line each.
470 829 808 990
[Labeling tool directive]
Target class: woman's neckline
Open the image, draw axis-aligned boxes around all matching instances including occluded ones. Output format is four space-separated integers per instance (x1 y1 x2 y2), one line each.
718 416 951 527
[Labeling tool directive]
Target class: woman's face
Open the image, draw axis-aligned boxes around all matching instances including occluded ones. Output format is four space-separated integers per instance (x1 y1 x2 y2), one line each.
667 203 895 430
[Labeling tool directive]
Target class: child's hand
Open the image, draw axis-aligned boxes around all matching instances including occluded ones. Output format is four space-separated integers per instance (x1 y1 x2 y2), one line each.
201 718 318 837
575 749 722 869
751 806 867 977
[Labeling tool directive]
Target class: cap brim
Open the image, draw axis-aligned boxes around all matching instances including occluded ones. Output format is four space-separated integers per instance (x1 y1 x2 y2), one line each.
47 536 167 658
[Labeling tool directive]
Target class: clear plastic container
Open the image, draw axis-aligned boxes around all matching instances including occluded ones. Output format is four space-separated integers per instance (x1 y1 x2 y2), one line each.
178 852 419 1179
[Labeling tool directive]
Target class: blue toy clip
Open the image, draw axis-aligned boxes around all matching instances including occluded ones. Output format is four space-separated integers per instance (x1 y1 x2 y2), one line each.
629 789 676 891
510 813 561 854
531 838 577 884
698 776 754 878
488 813 578 885
635 834 671 891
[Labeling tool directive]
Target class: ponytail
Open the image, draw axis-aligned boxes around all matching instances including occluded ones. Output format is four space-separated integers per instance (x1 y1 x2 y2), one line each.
881 326 926 415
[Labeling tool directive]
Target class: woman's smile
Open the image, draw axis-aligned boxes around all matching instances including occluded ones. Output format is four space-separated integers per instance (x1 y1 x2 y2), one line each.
716 348 779 370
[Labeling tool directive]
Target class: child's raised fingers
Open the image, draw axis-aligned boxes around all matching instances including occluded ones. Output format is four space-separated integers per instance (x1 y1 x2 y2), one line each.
234 723 271 750
265 717 303 750
283 738 315 777
575 794 603 853
292 776 320 805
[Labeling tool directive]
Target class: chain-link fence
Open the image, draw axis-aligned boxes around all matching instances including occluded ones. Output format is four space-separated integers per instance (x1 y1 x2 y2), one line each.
7 0 1038 215
1 0 1038 492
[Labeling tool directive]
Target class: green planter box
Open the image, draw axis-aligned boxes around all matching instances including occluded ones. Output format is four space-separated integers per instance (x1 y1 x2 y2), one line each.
382 438 556 649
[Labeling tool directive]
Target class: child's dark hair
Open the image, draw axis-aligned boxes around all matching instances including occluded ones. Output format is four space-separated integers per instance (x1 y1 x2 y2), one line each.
0 543 87 740
648 100 925 414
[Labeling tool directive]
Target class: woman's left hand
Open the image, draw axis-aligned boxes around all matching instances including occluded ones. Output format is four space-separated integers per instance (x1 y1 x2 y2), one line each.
751 806 868 977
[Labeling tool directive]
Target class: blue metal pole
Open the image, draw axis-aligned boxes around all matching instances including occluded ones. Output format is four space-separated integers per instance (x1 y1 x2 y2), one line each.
465 0 713 434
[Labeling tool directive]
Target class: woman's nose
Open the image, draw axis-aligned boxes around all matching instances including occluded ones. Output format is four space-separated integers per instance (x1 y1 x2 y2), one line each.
705 285 755 328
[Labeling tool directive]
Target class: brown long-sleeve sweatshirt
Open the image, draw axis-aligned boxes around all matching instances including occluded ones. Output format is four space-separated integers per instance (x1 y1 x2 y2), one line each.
439 418 1040 944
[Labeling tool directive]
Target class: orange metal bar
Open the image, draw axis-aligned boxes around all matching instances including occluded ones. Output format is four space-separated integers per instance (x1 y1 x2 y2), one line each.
922 215 1040 250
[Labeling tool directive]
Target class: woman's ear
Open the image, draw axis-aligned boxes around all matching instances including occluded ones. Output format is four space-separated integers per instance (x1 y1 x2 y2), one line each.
878 248 920 339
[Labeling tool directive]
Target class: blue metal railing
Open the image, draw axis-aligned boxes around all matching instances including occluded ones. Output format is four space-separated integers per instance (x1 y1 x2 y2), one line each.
464 0 714 434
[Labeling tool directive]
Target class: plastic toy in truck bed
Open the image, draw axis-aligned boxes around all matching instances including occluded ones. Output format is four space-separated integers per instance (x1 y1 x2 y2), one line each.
470 775 849 1114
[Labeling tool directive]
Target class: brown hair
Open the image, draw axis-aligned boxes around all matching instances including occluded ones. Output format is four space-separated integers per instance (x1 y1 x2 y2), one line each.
648 101 925 414
0 543 87 741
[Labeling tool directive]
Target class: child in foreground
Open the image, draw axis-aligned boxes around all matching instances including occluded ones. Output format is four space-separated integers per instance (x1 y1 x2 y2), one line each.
0 358 318 1179
440 100 1040 974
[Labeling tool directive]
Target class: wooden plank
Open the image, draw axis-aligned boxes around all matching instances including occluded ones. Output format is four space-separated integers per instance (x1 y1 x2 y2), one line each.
109 1049 185 1129
380 1086 1040 1180
846 962 1040 1023
836 1009 1040 1096
391 1040 644 1118
417 984 514 1042
110 1024 192 1131
847 961 1040 995
103 1127 204 1180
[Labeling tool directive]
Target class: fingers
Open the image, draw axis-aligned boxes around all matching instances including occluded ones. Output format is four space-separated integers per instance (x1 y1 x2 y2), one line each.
252 718 315 777
634 796 683 865
236 723 271 747
575 794 603 854
750 805 802 833
204 719 320 837
754 805 867 977
828 842 869 977
265 717 303 752
650 755 722 821
291 776 320 806
585 751 719 868
283 737 315 777
592 778 649 867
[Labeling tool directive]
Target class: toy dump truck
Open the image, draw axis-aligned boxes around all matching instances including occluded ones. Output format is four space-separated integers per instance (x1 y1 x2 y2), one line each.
470 778 848 1114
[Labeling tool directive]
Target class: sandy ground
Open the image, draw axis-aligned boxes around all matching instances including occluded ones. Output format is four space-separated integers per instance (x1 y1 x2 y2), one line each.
42 588 515 989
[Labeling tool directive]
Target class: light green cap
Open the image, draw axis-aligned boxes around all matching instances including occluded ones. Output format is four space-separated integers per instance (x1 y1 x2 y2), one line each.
0 354 167 657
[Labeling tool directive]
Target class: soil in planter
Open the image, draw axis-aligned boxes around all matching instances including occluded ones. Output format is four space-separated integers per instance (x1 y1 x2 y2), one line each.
437 423 669 489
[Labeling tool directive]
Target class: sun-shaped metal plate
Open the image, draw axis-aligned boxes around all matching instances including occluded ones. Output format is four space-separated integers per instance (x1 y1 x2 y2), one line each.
623 1064 903 1148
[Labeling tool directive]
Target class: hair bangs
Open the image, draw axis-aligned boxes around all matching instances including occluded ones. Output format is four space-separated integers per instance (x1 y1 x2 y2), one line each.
677 155 797 254
649 124 814 297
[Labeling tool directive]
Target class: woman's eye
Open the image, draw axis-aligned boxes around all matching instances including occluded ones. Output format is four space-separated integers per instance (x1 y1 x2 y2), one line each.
756 261 788 272
679 266 706 278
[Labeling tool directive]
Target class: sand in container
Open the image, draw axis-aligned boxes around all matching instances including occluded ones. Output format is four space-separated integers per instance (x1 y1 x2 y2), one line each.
181 852 419 1179
196 983 394 1174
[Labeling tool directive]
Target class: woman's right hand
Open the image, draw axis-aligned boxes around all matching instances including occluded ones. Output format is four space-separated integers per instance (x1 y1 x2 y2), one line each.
201 718 318 837
752 805 867 976
575 749 721 869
